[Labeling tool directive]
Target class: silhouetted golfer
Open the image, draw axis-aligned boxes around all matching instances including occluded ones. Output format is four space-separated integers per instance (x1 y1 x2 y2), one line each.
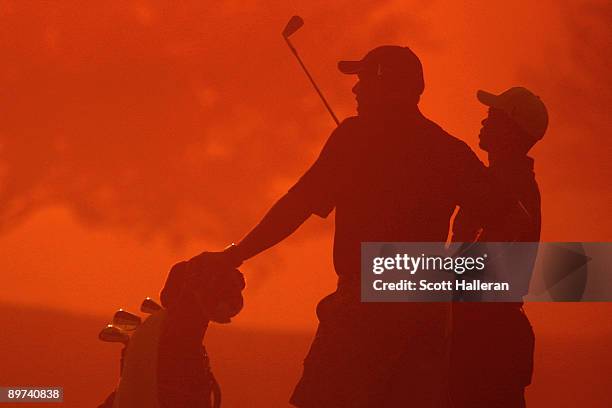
451 87 548 408
163 45 492 407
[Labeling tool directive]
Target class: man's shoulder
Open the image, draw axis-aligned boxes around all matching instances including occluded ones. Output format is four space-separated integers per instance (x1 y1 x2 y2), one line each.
323 116 361 148
420 116 473 154
419 116 486 174
333 115 478 160
336 115 361 133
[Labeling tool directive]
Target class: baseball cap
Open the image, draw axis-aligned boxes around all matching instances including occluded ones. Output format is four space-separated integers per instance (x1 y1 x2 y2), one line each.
477 87 548 140
338 45 425 95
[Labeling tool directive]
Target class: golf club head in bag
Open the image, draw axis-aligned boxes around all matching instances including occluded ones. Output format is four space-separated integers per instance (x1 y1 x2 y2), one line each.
113 309 142 331
99 324 130 345
141 297 163 314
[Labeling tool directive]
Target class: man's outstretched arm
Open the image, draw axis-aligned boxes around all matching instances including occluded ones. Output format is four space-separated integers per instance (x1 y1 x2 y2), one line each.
161 192 314 308
162 119 347 307
228 191 313 264
205 120 347 266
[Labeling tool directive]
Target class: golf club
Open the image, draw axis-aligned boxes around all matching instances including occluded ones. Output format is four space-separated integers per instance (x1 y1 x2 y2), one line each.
99 324 129 377
112 309 142 331
99 324 130 345
282 15 339 126
140 297 162 314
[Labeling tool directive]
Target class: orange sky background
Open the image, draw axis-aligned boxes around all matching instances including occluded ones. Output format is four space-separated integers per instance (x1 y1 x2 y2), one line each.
0 0 611 332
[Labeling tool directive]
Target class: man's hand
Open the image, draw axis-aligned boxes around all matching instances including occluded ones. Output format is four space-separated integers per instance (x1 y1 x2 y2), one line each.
187 245 243 272
160 245 244 312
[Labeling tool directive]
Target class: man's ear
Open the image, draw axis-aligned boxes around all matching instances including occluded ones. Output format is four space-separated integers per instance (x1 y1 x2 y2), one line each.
381 80 420 105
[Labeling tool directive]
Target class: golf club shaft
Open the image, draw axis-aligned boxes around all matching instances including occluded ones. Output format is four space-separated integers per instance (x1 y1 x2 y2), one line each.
284 37 339 126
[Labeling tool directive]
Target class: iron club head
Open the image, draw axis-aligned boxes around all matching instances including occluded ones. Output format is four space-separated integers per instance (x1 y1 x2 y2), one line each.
140 297 162 314
99 324 130 345
282 15 304 38
112 309 142 331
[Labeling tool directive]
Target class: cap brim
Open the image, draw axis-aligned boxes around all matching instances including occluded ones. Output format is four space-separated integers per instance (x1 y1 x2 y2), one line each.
476 90 502 107
338 60 364 74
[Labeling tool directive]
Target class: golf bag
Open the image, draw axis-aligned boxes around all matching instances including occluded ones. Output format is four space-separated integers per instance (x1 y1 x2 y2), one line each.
98 260 245 408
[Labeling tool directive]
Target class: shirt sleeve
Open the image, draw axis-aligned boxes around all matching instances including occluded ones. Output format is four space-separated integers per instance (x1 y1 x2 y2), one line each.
286 118 354 218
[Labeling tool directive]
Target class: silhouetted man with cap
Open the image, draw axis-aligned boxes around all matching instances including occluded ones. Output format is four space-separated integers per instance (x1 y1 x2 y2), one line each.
163 45 490 407
451 87 548 407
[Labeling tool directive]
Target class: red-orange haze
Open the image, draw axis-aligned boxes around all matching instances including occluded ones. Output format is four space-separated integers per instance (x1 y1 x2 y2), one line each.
0 2 610 406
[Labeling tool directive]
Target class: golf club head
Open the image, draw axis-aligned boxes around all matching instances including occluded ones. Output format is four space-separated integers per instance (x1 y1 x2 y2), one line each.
140 297 162 314
112 309 142 331
282 15 304 38
99 324 129 345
